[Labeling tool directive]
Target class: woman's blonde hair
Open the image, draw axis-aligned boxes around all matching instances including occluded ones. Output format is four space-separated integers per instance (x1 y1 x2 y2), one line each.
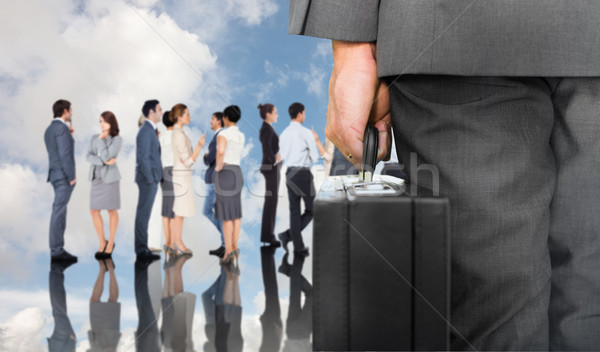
137 114 145 128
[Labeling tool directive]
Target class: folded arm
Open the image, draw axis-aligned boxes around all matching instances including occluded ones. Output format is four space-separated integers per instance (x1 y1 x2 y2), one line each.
98 136 122 162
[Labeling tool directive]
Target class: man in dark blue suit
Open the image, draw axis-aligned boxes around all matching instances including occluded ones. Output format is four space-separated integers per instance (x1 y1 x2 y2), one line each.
44 99 77 263
135 99 163 261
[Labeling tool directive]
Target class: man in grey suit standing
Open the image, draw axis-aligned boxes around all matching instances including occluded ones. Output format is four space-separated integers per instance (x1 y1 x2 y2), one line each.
290 1 600 350
44 99 77 263
135 99 163 261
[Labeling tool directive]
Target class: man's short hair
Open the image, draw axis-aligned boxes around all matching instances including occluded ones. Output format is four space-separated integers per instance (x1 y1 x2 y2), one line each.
52 99 71 118
288 102 305 120
142 100 160 118
213 112 224 128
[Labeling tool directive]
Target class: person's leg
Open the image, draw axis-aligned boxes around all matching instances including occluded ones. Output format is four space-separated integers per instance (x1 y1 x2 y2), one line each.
261 169 279 242
286 170 304 251
299 170 315 232
172 216 189 251
90 260 106 302
233 218 241 252
107 259 118 302
134 182 158 255
203 183 223 244
390 75 556 350
107 210 118 253
90 209 106 252
548 77 600 350
162 217 172 248
49 181 74 256
222 220 234 257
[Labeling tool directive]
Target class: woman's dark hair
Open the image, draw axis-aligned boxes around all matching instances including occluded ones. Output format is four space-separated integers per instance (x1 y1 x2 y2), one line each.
288 102 305 120
101 111 120 137
169 103 187 124
142 99 160 117
213 112 224 128
162 110 174 127
257 103 274 120
223 105 241 123
52 99 71 118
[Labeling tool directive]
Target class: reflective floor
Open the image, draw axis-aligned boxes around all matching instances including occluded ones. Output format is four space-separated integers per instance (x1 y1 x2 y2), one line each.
1 247 312 351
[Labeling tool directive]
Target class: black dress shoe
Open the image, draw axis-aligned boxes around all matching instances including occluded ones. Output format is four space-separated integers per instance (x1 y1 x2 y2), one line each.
265 239 281 248
277 231 290 252
278 253 291 276
51 251 78 263
51 260 76 273
294 247 310 256
209 246 225 258
137 250 160 262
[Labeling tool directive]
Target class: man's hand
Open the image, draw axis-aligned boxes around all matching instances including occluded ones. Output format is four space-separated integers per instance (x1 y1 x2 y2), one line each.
325 40 391 169
69 177 77 186
104 158 116 165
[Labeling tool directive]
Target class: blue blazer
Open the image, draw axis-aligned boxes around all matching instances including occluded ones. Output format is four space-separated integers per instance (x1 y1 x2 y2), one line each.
44 119 75 183
135 120 162 184
203 128 222 184
86 134 122 184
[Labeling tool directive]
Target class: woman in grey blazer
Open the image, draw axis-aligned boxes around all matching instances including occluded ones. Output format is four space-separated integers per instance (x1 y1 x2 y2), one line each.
86 111 122 258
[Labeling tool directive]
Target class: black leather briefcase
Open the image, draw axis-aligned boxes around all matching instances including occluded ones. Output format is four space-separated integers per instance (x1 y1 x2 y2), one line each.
312 175 450 351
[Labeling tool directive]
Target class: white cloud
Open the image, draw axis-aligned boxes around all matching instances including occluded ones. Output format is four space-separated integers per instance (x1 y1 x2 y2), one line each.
0 308 47 352
0 0 220 166
226 0 279 26
259 56 330 100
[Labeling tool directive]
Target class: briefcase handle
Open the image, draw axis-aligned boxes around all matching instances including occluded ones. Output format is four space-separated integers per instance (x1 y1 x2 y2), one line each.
361 125 378 182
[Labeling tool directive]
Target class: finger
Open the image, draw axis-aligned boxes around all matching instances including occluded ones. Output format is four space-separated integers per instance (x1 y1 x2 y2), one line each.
372 113 392 162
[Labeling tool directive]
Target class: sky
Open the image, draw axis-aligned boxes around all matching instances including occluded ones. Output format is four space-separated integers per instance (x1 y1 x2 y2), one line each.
0 0 332 350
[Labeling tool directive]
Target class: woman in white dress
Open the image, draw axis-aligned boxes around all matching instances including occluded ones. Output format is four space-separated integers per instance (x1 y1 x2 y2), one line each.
170 104 205 255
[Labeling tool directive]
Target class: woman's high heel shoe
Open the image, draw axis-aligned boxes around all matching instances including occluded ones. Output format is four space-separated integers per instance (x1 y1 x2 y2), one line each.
220 250 235 264
95 242 108 259
104 242 115 256
163 244 175 255
174 243 193 256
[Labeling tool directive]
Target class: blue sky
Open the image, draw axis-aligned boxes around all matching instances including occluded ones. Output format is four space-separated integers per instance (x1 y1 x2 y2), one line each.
0 0 329 349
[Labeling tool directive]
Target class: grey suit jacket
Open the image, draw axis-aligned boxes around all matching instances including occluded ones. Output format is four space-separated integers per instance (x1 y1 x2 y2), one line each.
290 0 600 77
135 120 162 184
86 134 122 184
44 119 76 183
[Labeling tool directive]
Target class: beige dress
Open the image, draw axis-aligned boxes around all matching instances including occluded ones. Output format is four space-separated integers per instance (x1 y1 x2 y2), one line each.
172 126 195 217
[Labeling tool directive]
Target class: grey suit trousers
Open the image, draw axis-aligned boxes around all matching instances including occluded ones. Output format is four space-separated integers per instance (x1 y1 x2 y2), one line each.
49 179 75 256
389 75 600 350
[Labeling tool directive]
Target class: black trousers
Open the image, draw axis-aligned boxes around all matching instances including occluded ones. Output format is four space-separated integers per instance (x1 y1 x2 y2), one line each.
260 163 281 242
390 75 600 350
283 168 315 250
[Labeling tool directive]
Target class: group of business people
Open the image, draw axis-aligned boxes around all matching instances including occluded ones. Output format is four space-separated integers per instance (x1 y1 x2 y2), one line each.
44 99 246 265
258 102 327 255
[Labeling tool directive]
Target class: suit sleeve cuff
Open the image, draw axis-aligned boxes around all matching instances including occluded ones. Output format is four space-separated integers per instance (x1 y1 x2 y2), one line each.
289 0 379 42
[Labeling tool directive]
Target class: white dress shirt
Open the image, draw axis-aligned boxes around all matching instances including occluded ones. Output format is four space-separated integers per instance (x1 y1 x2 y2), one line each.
219 125 245 165
53 117 69 127
279 121 319 167
159 129 174 167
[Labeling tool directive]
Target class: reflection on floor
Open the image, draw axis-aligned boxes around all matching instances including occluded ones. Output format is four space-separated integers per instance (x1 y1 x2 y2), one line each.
46 247 312 351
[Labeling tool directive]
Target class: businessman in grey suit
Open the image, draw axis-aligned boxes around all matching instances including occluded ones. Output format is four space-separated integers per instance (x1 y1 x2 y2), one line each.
291 1 600 350
44 99 77 263
135 99 163 261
